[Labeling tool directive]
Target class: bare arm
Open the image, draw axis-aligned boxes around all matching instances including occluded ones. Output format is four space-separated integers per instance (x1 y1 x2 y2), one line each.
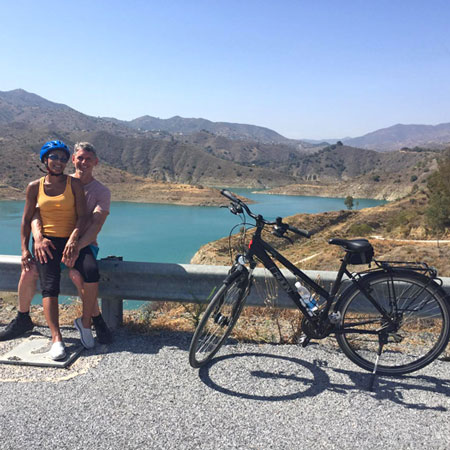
31 208 56 264
77 209 109 249
62 177 87 264
20 181 39 271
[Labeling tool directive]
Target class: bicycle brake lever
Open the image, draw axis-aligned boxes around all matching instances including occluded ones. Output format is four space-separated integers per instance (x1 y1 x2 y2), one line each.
272 227 284 238
272 229 293 244
228 203 243 215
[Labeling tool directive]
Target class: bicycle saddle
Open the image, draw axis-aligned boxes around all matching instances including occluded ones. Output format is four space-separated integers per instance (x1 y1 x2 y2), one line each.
328 238 372 252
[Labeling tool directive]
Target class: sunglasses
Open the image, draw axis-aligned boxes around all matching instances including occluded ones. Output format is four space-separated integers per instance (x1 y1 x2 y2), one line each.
48 153 69 163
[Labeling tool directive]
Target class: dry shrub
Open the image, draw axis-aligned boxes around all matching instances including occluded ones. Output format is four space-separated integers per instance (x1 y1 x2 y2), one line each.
124 302 201 334
231 306 305 344
123 300 306 344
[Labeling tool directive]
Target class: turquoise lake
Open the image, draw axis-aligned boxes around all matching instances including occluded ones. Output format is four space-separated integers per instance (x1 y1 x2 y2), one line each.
0 190 384 262
0 190 384 308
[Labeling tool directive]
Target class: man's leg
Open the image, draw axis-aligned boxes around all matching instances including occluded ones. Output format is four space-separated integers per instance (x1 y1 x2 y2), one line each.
79 282 98 328
70 268 112 344
0 266 38 341
69 269 100 317
72 249 99 348
71 249 113 345
18 264 39 312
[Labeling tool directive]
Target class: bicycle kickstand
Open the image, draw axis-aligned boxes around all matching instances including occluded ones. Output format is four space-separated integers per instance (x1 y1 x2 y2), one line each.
368 333 388 391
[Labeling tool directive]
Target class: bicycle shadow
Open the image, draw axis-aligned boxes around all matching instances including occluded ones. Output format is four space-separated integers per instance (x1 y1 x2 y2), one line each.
198 352 330 401
198 351 449 411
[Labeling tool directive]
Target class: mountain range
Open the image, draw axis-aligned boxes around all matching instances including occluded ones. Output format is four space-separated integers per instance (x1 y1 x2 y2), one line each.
343 123 450 151
112 115 450 152
2 89 449 151
0 89 447 201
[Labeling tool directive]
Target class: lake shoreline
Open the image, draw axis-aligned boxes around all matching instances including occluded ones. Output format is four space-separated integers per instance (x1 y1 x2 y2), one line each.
1 181 388 204
261 181 411 201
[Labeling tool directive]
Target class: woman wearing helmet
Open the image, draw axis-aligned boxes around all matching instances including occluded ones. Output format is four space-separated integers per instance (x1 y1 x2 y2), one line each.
21 140 87 360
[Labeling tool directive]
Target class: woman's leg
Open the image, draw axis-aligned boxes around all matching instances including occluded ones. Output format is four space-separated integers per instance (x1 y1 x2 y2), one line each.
35 237 66 344
42 296 63 342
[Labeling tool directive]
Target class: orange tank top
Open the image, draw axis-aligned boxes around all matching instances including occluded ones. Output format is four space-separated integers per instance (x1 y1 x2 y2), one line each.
37 176 77 237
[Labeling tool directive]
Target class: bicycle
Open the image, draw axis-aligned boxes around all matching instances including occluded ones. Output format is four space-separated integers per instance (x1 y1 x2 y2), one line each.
189 189 450 377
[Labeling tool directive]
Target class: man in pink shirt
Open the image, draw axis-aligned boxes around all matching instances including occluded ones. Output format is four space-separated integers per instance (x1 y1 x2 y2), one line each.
0 142 112 347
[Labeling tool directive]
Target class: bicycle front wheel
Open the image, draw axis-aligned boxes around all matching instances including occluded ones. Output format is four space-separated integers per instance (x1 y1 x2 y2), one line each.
335 271 450 375
189 272 250 368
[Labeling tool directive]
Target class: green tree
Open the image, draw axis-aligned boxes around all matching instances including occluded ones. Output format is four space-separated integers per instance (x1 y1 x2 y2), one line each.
344 195 354 210
426 151 450 232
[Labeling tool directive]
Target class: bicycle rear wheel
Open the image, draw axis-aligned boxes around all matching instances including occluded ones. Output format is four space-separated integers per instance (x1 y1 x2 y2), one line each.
189 271 250 368
335 271 450 375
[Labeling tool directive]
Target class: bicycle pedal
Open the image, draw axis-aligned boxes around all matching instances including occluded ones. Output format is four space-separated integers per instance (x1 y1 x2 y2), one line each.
298 334 311 348
329 312 341 324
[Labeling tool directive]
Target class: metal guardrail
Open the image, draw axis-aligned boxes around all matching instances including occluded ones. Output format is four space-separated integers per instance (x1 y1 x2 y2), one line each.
0 255 340 328
1 255 449 329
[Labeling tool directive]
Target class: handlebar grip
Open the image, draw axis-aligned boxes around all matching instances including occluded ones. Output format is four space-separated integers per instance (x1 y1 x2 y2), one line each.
221 189 240 203
287 225 311 239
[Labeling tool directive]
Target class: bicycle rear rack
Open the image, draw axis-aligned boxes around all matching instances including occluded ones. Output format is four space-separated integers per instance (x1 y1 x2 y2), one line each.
378 260 439 279
354 260 439 281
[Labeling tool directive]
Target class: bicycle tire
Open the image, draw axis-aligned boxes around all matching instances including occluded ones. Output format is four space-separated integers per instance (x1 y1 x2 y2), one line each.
335 270 450 375
189 272 250 368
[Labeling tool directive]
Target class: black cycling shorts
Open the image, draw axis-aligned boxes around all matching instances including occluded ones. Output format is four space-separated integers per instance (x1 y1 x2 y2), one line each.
73 245 100 284
34 236 100 298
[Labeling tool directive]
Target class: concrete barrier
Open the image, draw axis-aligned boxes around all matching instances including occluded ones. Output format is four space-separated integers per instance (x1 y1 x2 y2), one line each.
1 255 449 329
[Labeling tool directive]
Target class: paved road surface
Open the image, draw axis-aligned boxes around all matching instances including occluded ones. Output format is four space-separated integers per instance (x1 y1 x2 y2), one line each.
0 328 449 450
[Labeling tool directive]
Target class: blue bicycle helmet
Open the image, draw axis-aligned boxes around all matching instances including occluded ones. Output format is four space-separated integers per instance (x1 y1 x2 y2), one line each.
39 140 70 162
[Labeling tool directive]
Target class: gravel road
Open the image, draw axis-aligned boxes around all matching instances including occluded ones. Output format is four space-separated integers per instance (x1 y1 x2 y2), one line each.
0 327 449 450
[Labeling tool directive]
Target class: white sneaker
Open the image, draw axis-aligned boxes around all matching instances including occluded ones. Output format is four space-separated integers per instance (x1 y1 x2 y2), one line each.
49 341 66 360
74 318 95 349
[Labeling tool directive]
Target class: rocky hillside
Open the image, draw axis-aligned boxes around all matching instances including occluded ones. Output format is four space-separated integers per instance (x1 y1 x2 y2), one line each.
269 144 439 181
264 151 438 201
127 115 295 144
69 130 296 188
0 89 132 136
0 145 229 206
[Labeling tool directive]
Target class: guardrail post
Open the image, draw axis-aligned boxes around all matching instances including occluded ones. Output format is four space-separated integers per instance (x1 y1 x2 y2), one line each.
99 256 124 329
101 297 123 329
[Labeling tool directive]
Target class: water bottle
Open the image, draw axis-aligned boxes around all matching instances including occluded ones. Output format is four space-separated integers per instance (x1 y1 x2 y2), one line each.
295 281 318 315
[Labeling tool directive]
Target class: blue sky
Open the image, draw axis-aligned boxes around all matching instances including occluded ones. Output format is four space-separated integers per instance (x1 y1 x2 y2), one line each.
1 0 449 139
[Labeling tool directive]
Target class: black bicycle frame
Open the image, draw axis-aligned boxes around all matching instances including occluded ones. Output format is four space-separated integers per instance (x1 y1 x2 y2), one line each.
245 223 397 332
245 226 336 323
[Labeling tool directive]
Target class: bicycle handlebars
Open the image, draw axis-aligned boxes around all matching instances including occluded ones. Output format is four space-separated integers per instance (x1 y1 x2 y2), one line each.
221 189 311 239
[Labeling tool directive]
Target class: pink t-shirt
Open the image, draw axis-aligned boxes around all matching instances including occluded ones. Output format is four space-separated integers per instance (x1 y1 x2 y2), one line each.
82 179 111 246
84 179 111 216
